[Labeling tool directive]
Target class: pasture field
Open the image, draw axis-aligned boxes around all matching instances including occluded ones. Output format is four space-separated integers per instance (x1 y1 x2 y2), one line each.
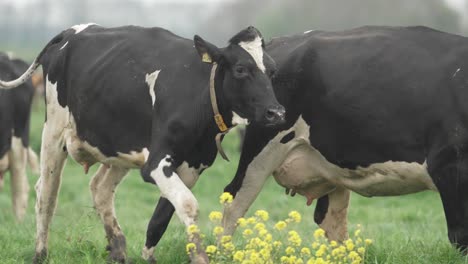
0 102 467 264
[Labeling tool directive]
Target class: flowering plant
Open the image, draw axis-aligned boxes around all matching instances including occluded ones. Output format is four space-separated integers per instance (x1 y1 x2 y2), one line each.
187 193 372 264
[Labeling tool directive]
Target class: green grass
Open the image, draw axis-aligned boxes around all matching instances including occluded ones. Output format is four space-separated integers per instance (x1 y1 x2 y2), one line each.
0 101 468 264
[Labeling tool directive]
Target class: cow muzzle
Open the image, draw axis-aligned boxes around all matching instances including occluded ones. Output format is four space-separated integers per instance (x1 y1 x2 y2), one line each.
264 105 286 126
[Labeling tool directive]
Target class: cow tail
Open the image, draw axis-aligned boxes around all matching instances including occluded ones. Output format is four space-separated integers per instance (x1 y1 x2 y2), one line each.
0 32 66 90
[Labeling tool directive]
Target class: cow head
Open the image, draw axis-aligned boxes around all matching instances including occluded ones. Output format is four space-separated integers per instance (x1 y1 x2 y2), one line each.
194 26 285 127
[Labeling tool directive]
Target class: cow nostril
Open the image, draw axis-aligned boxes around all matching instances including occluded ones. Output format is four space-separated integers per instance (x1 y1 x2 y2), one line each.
265 109 276 120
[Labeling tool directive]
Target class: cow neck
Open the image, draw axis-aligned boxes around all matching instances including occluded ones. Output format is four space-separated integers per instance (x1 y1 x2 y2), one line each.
209 63 235 161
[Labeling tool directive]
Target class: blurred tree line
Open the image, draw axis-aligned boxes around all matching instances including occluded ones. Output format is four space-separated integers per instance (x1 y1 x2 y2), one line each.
203 0 467 44
0 0 466 61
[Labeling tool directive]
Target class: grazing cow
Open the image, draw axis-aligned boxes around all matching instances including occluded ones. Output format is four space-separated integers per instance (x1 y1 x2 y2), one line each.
220 26 468 252
0 24 284 263
0 53 39 220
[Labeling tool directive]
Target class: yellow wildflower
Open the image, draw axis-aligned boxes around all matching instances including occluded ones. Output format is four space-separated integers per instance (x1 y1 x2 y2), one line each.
315 257 325 264
345 239 355 251
219 192 233 204
186 243 196 254
288 230 302 246
354 229 361 237
223 242 235 251
233 250 245 262
247 217 257 224
255 210 269 221
221 235 232 244
273 241 283 248
285 246 296 255
275 221 287 231
209 211 223 222
313 228 325 239
243 229 253 237
213 226 224 236
187 224 199 234
254 223 266 231
206 245 217 254
365 239 373 245
288 211 302 223
281 256 289 263
300 247 311 256
357 247 365 254
258 229 269 237
311 242 320 249
237 217 248 227
330 240 338 247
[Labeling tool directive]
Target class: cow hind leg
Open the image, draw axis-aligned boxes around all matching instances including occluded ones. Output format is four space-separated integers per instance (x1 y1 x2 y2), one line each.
90 165 128 263
34 123 68 264
315 187 350 242
9 136 29 221
429 153 468 253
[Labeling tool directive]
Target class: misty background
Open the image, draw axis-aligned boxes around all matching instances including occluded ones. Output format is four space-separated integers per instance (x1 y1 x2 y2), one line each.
1 0 468 61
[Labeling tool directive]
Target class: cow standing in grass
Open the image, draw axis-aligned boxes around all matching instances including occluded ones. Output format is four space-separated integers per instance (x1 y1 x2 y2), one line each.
220 26 468 252
0 24 284 263
0 53 39 221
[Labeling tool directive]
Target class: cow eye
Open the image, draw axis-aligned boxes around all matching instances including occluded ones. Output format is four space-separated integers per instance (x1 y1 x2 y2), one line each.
234 66 248 78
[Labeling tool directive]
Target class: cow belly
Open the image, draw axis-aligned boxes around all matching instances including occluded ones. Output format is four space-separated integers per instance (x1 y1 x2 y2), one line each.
272 142 438 200
64 116 148 169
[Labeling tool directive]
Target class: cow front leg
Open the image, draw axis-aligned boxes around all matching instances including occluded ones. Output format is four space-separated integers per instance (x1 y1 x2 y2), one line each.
8 136 29 221
142 154 208 264
90 165 128 263
142 163 201 263
429 152 468 252
315 187 350 242
34 123 67 264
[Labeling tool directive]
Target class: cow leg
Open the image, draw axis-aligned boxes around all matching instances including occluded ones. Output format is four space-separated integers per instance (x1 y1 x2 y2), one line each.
90 165 128 263
8 136 29 221
34 122 68 264
142 197 175 263
315 187 350 242
142 164 200 263
0 153 8 191
142 154 208 264
428 152 468 252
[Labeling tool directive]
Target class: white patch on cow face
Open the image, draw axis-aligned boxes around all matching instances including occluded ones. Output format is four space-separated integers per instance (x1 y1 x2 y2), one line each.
150 155 198 226
232 111 249 125
238 36 266 73
71 23 96 34
59 41 68 50
145 70 161 106
303 30 315 34
453 68 461 77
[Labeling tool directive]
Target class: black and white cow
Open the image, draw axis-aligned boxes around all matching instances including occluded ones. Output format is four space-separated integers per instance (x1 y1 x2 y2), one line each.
0 53 39 220
220 26 468 252
0 24 284 263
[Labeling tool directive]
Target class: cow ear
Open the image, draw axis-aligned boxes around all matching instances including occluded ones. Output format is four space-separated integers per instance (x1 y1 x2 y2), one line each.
194 35 222 64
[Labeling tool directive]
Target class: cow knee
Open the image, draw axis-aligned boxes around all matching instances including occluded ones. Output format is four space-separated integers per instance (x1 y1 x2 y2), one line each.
141 164 156 184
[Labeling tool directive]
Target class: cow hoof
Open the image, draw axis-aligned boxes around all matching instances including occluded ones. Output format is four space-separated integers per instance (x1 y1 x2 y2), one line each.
33 249 48 264
146 256 157 264
106 235 127 263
